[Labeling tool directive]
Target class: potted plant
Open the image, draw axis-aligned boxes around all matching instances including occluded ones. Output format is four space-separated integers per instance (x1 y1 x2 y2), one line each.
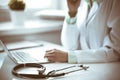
8 0 26 26
8 0 25 10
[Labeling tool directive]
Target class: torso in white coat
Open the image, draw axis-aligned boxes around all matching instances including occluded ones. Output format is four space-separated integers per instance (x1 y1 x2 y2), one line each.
61 0 120 63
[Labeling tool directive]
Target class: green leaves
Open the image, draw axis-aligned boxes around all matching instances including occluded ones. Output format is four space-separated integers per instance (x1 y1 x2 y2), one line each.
8 0 26 10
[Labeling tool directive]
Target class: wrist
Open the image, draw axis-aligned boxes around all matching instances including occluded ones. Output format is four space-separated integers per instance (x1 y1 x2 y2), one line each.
66 12 77 24
68 11 77 18
68 51 77 63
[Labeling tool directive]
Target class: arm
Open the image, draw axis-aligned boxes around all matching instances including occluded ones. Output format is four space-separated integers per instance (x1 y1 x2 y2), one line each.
44 0 81 62
70 0 120 63
44 0 120 63
61 0 81 50
61 18 79 50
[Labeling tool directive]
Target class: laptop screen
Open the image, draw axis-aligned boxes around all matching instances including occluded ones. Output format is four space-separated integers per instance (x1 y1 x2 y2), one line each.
0 40 10 54
0 40 8 68
0 40 4 52
0 40 49 64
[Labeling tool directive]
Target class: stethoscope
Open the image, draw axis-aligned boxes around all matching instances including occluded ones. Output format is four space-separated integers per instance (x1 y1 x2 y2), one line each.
12 63 89 79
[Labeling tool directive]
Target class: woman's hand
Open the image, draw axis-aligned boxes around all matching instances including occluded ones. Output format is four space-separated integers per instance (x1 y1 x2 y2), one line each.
44 49 68 63
67 0 81 17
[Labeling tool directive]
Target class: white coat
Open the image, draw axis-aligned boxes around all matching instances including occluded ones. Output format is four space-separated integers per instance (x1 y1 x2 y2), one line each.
61 0 120 63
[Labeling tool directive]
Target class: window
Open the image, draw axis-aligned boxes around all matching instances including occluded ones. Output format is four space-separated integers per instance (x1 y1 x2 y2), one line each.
0 0 67 42
0 0 67 10
0 0 67 21
24 0 67 20
25 0 58 9
0 0 9 7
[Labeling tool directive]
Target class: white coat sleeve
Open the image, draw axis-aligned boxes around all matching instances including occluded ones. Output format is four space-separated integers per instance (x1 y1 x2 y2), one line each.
61 16 80 51
61 16 80 63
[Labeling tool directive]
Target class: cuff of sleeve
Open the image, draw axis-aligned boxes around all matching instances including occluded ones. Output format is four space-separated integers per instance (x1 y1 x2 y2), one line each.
66 14 77 24
68 51 77 63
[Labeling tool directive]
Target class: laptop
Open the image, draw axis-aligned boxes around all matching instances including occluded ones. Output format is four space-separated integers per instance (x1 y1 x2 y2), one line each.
0 40 49 64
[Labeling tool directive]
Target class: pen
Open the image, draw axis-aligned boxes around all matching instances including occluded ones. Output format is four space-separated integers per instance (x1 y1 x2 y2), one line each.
9 43 44 51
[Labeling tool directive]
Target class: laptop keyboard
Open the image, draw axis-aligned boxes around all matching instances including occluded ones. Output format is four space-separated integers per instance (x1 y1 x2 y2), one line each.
8 51 39 64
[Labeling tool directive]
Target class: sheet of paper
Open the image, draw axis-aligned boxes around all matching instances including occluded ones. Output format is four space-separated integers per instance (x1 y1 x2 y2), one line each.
6 41 43 50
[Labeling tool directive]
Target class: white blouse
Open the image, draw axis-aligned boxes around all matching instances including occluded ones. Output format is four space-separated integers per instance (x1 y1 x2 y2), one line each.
61 0 120 63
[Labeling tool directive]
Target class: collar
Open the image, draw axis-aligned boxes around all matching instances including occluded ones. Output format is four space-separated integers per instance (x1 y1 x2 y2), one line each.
85 0 103 7
92 0 103 4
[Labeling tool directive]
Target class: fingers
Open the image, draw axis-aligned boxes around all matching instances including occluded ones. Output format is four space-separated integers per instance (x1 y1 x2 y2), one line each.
44 52 55 57
44 54 55 62
44 49 56 62
46 49 56 52
44 49 68 62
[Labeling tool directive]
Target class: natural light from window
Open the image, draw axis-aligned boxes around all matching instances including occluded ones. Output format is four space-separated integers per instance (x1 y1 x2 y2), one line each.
0 0 67 10
25 0 55 9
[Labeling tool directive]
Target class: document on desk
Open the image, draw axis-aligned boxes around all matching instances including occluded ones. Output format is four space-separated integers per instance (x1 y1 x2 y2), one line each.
6 41 43 50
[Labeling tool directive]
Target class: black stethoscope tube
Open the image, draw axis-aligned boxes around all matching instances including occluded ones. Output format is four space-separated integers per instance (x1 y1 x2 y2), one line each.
12 63 89 79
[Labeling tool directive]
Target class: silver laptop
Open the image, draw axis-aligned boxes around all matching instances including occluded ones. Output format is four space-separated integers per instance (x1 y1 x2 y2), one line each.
0 40 49 64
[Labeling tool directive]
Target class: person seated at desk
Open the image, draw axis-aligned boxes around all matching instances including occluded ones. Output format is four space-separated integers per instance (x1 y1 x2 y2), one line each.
44 0 120 63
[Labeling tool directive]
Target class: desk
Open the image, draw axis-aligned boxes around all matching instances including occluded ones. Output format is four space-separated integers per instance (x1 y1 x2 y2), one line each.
0 41 120 80
0 19 63 44
0 20 63 36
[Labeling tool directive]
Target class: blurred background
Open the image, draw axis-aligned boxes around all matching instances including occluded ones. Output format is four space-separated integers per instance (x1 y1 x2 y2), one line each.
0 0 68 45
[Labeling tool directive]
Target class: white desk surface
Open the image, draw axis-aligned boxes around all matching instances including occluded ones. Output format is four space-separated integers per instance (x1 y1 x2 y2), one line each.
0 41 120 80
0 20 63 36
